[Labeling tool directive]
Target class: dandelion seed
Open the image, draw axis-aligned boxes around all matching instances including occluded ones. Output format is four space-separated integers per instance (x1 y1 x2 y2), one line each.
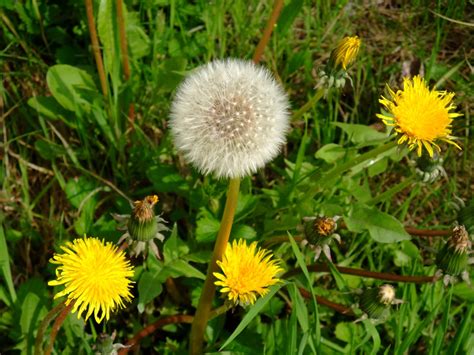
48 237 134 323
170 59 290 178
377 75 462 157
213 239 283 306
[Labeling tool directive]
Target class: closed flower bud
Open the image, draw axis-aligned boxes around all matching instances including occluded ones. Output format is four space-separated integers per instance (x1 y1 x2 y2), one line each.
359 285 396 320
436 225 471 277
128 195 159 242
414 152 446 183
330 36 361 71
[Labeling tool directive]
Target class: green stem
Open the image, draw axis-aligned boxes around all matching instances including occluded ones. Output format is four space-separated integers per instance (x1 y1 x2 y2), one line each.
306 140 398 198
367 175 416 206
292 88 325 121
190 178 240 355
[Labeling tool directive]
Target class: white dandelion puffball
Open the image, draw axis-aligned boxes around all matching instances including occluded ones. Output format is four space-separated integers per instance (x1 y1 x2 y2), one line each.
170 59 290 179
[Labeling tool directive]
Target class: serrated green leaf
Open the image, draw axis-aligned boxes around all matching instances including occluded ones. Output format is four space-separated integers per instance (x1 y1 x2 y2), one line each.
345 203 411 243
46 65 98 112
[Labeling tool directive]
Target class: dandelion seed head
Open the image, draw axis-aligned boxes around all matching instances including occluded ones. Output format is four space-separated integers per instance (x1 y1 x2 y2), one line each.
170 59 290 178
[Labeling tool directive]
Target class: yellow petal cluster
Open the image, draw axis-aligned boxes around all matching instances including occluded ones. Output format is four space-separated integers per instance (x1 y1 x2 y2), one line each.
48 237 134 323
331 36 361 70
214 239 282 306
377 75 462 156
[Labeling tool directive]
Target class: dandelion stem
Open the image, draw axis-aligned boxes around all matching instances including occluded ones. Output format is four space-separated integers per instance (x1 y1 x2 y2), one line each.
190 178 240 354
252 0 285 64
292 88 325 121
45 301 75 355
120 304 234 354
84 0 108 97
298 288 355 316
284 264 437 283
34 301 66 355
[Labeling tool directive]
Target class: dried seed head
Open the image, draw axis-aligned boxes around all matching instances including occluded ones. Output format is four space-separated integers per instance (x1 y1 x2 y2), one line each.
170 59 290 178
436 225 471 277
359 285 397 320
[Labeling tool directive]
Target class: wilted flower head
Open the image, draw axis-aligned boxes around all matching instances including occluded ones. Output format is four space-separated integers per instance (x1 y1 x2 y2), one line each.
435 225 472 285
170 59 290 179
330 35 361 70
377 75 462 157
358 284 401 321
115 195 168 259
214 239 283 306
48 237 134 323
301 215 341 261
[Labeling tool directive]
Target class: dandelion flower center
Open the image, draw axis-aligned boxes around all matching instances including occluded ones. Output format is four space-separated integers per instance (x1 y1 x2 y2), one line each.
170 59 290 178
48 237 134 323
213 239 282 306
377 75 462 157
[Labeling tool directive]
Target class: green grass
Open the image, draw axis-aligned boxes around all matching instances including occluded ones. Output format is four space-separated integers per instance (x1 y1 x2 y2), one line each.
1 0 473 354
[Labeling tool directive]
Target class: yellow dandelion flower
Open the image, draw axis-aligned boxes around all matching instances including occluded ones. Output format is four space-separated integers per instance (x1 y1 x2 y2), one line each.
213 239 283 306
377 75 462 157
331 36 361 70
48 237 134 323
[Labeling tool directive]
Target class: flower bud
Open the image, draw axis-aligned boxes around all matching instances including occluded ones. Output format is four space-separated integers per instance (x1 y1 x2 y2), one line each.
359 284 396 320
436 225 471 276
128 195 159 242
414 152 445 183
329 36 361 71
303 216 337 246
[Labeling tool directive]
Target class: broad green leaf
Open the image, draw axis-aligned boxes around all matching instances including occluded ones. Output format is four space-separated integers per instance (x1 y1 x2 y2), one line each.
126 11 150 59
27 96 72 123
137 268 164 313
164 259 205 280
163 224 189 260
147 165 189 195
231 224 256 240
220 283 284 350
46 65 98 112
345 203 411 243
196 209 220 243
333 122 387 145
315 143 349 163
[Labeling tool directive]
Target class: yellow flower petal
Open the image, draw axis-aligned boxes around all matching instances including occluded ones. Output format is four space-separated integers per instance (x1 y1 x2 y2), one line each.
378 75 462 156
213 239 283 306
48 237 134 323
